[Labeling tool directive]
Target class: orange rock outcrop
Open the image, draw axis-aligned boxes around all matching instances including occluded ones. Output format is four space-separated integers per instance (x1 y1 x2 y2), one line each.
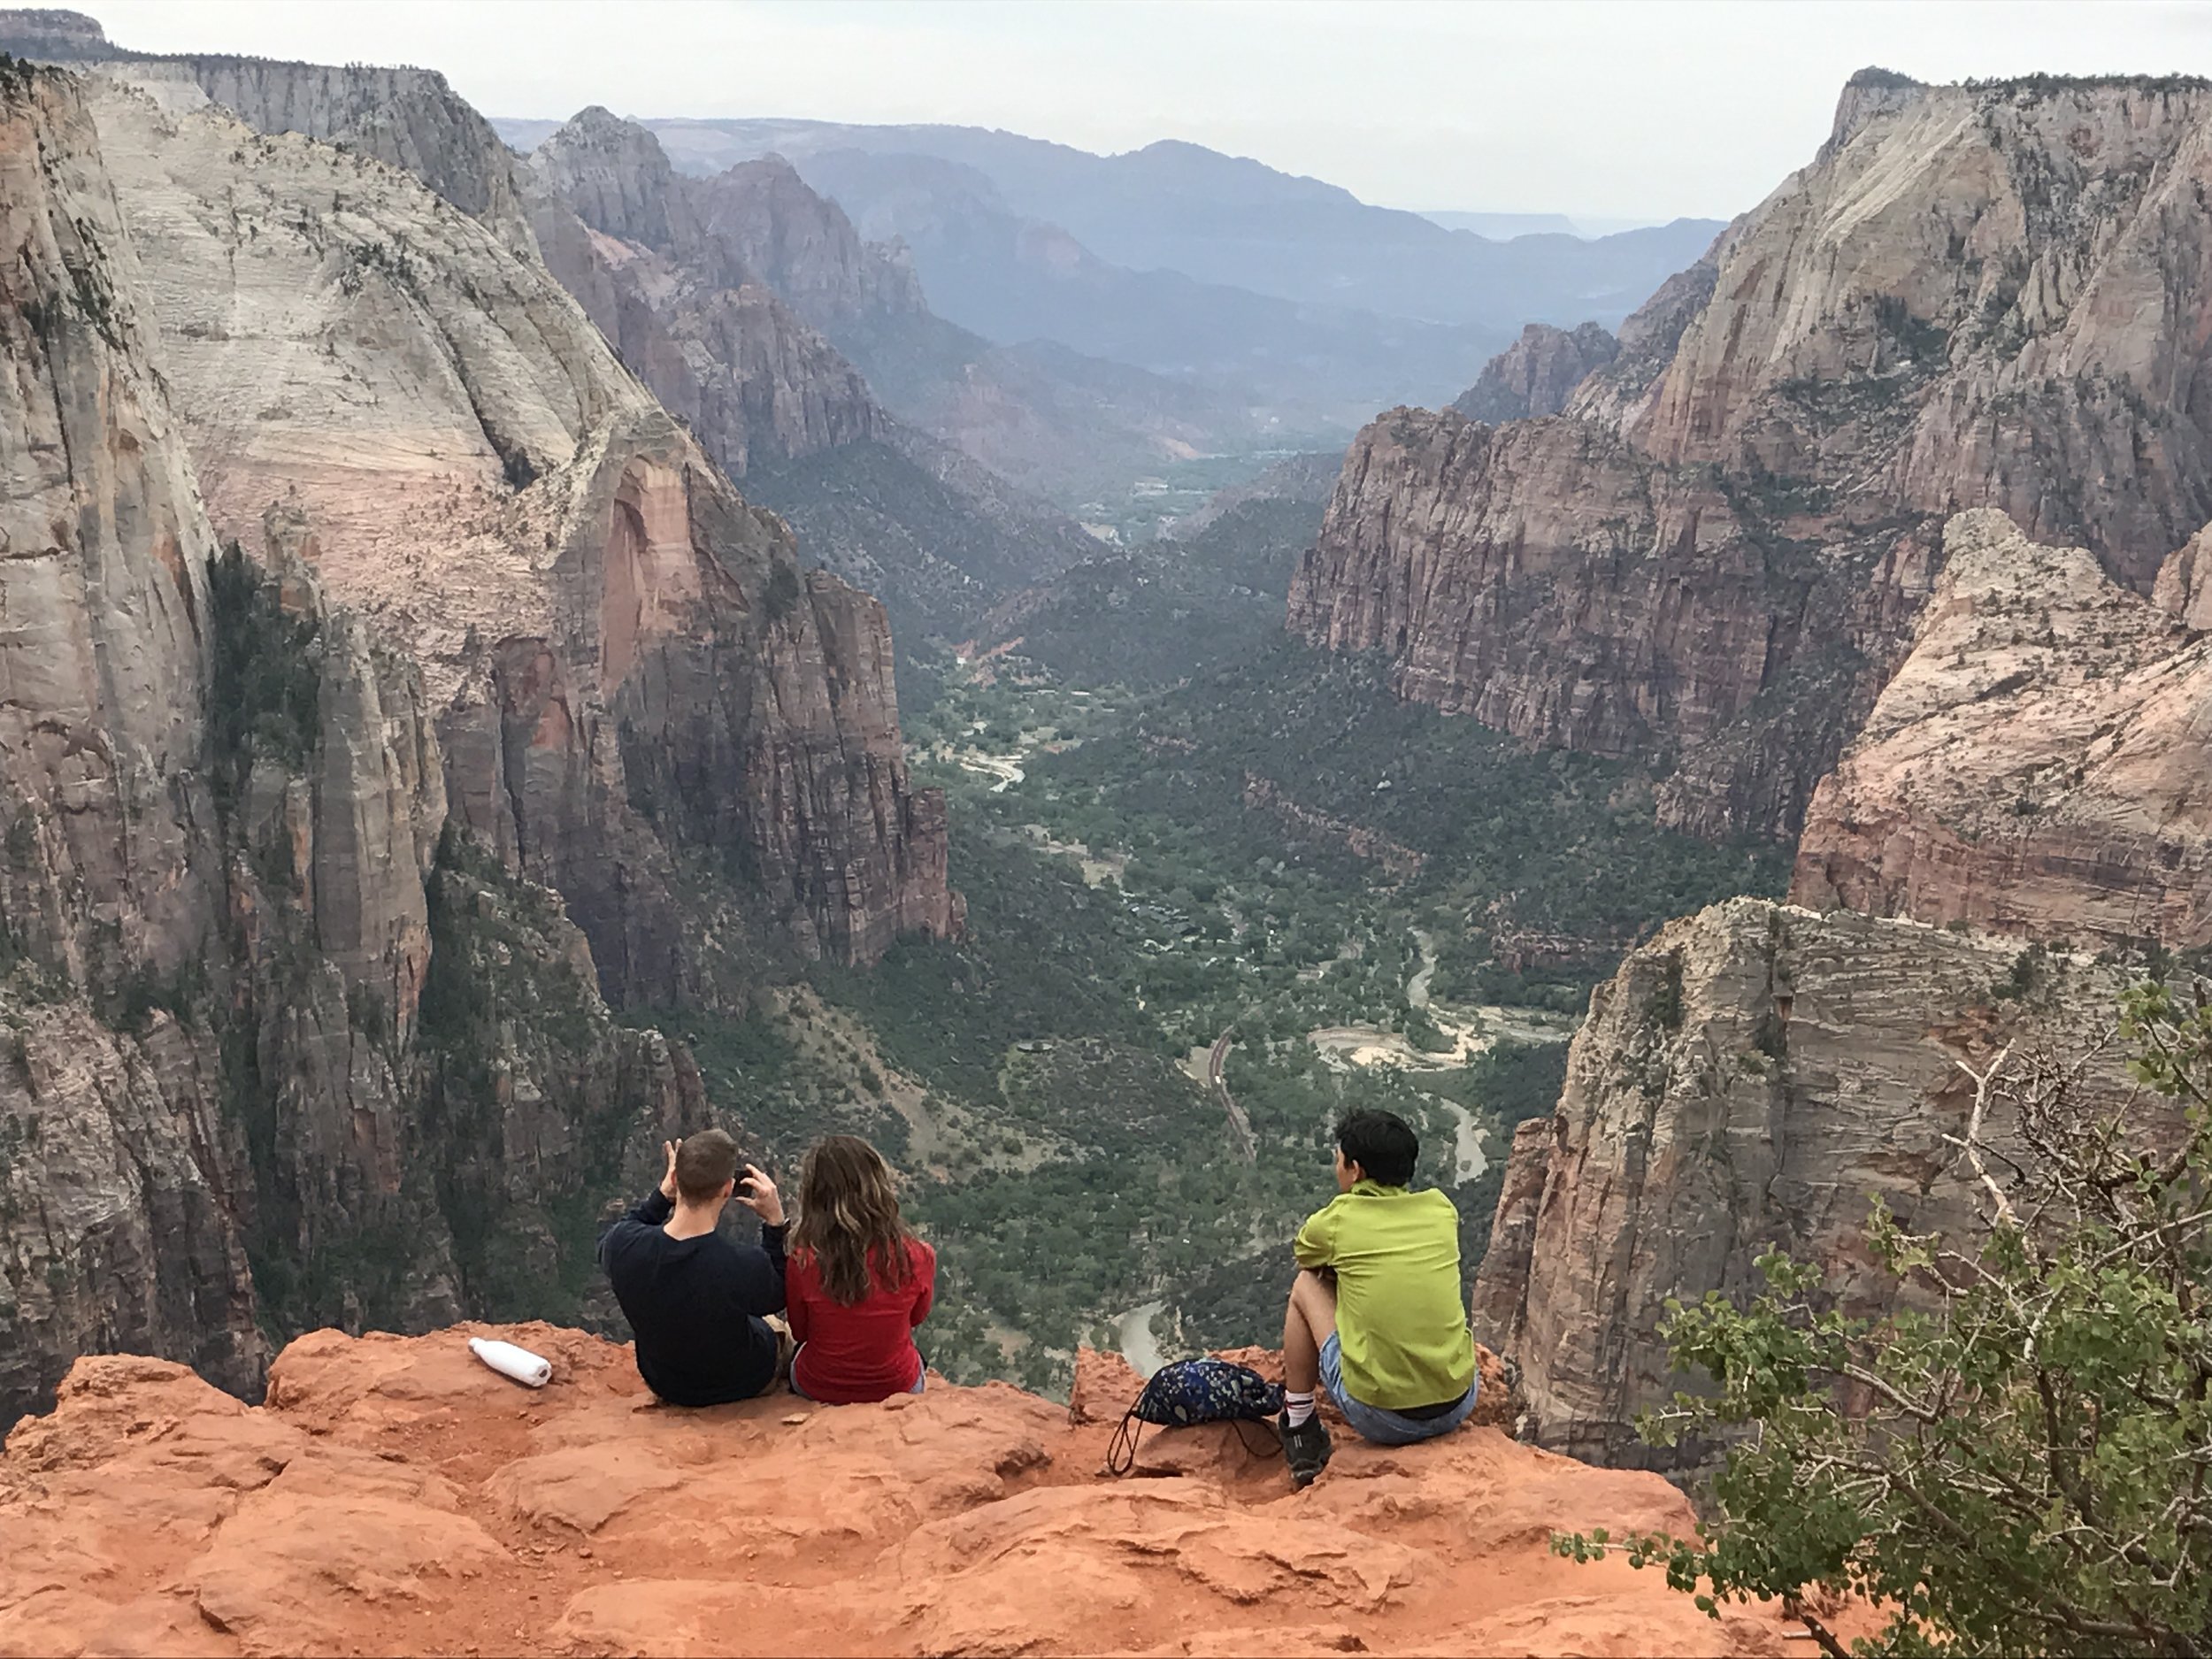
0 1325 1812 1658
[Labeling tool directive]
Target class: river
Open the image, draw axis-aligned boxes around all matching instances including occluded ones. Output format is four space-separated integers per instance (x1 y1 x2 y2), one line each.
1116 1299 1168 1379
1308 927 1575 1072
1428 1096 1487 1183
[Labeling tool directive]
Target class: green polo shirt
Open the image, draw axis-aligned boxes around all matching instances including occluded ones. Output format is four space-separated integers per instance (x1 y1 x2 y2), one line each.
1294 1179 1476 1411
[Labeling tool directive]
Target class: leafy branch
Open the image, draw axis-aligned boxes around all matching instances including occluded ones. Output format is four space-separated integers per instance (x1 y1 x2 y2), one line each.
1555 980 2212 1656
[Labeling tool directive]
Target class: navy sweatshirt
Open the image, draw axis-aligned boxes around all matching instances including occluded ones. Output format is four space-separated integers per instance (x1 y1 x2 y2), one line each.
598 1189 787 1406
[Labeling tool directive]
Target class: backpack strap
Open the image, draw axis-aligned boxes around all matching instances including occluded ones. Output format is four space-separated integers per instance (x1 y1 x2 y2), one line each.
1229 1416 1283 1461
1104 1404 1147 1476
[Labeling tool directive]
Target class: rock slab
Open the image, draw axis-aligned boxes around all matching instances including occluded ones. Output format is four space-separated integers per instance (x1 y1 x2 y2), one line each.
0 1325 1816 1656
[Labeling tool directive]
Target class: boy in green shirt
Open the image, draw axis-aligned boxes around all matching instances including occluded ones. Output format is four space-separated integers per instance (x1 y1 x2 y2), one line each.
1279 1109 1479 1488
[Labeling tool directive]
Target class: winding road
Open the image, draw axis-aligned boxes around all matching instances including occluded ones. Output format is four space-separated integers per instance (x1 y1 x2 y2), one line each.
1207 1029 1257 1164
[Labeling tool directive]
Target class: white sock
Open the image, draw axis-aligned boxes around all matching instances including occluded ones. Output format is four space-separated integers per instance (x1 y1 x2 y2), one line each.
1284 1390 1316 1427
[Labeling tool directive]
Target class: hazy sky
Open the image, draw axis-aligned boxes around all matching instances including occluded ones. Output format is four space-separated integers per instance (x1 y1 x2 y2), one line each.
84 0 2212 220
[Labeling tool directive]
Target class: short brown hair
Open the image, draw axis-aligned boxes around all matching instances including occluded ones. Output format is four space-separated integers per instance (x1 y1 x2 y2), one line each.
675 1129 740 1204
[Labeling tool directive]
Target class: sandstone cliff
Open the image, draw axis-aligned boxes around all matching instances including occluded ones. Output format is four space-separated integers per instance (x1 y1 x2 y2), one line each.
1792 510 2212 945
1452 320 1619 423
77 78 956 990
208 518 714 1344
531 109 925 326
1468 896 2144 1469
1294 70 2212 838
522 165 887 479
0 1326 1824 1656
520 107 1099 637
165 57 538 257
0 61 803 1431
0 58 267 1420
0 11 538 255
0 52 219 997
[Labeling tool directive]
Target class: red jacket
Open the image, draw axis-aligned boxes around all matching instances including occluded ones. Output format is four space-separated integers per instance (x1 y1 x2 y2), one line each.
786 1237 935 1404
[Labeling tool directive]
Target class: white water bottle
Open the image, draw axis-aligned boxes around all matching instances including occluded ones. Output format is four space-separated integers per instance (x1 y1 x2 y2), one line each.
468 1336 552 1387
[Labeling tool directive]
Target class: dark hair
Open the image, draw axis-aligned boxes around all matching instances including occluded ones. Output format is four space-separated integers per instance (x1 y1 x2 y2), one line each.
674 1129 740 1205
1336 1110 1417 1187
794 1135 917 1306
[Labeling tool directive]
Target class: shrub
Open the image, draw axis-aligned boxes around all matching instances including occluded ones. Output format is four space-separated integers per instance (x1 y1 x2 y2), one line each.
1556 982 2212 1656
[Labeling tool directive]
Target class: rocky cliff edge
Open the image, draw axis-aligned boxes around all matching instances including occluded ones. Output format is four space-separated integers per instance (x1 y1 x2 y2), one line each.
0 1325 1820 1658
1470 896 2150 1471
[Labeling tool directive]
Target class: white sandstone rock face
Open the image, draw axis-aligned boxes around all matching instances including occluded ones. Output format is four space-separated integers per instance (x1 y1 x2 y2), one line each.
85 81 632 702
0 63 262 1422
1793 509 2212 947
1471 896 2147 1469
0 66 220 994
81 80 957 990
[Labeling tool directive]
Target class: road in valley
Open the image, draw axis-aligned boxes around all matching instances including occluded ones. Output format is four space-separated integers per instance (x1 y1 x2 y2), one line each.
1207 1029 1257 1164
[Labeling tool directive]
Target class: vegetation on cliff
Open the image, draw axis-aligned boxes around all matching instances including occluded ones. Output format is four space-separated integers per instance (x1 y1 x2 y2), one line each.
1561 982 2212 1656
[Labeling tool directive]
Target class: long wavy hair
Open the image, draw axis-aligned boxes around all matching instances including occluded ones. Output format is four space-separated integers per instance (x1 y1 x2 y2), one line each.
793 1135 916 1306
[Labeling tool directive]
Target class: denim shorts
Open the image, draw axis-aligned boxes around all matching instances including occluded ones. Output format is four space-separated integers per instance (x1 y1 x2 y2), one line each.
1317 1332 1479 1446
788 1344 926 1403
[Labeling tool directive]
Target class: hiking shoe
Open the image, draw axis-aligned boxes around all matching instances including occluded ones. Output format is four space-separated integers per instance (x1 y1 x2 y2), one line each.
1280 1410 1333 1489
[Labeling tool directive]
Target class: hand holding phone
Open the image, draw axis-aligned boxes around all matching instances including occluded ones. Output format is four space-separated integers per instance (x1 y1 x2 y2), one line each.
734 1163 786 1228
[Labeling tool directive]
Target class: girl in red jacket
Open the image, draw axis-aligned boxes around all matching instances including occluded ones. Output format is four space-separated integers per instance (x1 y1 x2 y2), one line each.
786 1135 936 1403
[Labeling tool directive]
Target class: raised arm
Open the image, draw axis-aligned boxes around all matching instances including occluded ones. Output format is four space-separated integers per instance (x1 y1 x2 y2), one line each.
596 1142 682 1267
726 1164 789 1317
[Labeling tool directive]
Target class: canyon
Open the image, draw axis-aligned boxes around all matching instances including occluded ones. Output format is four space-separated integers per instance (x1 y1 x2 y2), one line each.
4 11 2212 1649
1293 69 2212 841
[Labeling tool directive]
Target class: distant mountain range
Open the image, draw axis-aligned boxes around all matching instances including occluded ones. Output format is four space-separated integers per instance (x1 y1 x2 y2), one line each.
1421 211 1678 240
493 115 1723 428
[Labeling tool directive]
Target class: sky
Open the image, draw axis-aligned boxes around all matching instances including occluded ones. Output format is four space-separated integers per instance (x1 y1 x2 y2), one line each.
81 0 2212 222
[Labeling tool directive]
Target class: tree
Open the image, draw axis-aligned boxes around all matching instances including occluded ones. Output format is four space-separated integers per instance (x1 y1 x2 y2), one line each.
1557 980 2212 1657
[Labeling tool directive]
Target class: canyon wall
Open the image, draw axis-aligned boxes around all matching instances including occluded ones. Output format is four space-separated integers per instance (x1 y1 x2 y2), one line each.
1792 509 2212 946
1294 70 2212 838
0 12 538 255
0 58 265 1420
78 78 956 993
0 62 699 1426
0 58 956 1428
1468 896 2142 1468
1452 320 1620 424
518 106 1098 639
165 57 539 257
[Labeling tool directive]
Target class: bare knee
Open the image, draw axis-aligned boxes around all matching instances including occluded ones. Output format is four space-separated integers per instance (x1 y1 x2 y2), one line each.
1287 1269 1337 1339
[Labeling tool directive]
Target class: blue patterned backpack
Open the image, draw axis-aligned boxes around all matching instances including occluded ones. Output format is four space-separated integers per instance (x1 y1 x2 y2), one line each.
1105 1357 1286 1473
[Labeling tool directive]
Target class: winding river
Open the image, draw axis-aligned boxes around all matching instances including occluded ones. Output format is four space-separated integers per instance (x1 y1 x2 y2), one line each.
1115 1299 1168 1379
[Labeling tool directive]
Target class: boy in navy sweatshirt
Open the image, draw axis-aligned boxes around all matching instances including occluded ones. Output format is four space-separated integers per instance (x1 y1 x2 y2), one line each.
598 1129 787 1405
